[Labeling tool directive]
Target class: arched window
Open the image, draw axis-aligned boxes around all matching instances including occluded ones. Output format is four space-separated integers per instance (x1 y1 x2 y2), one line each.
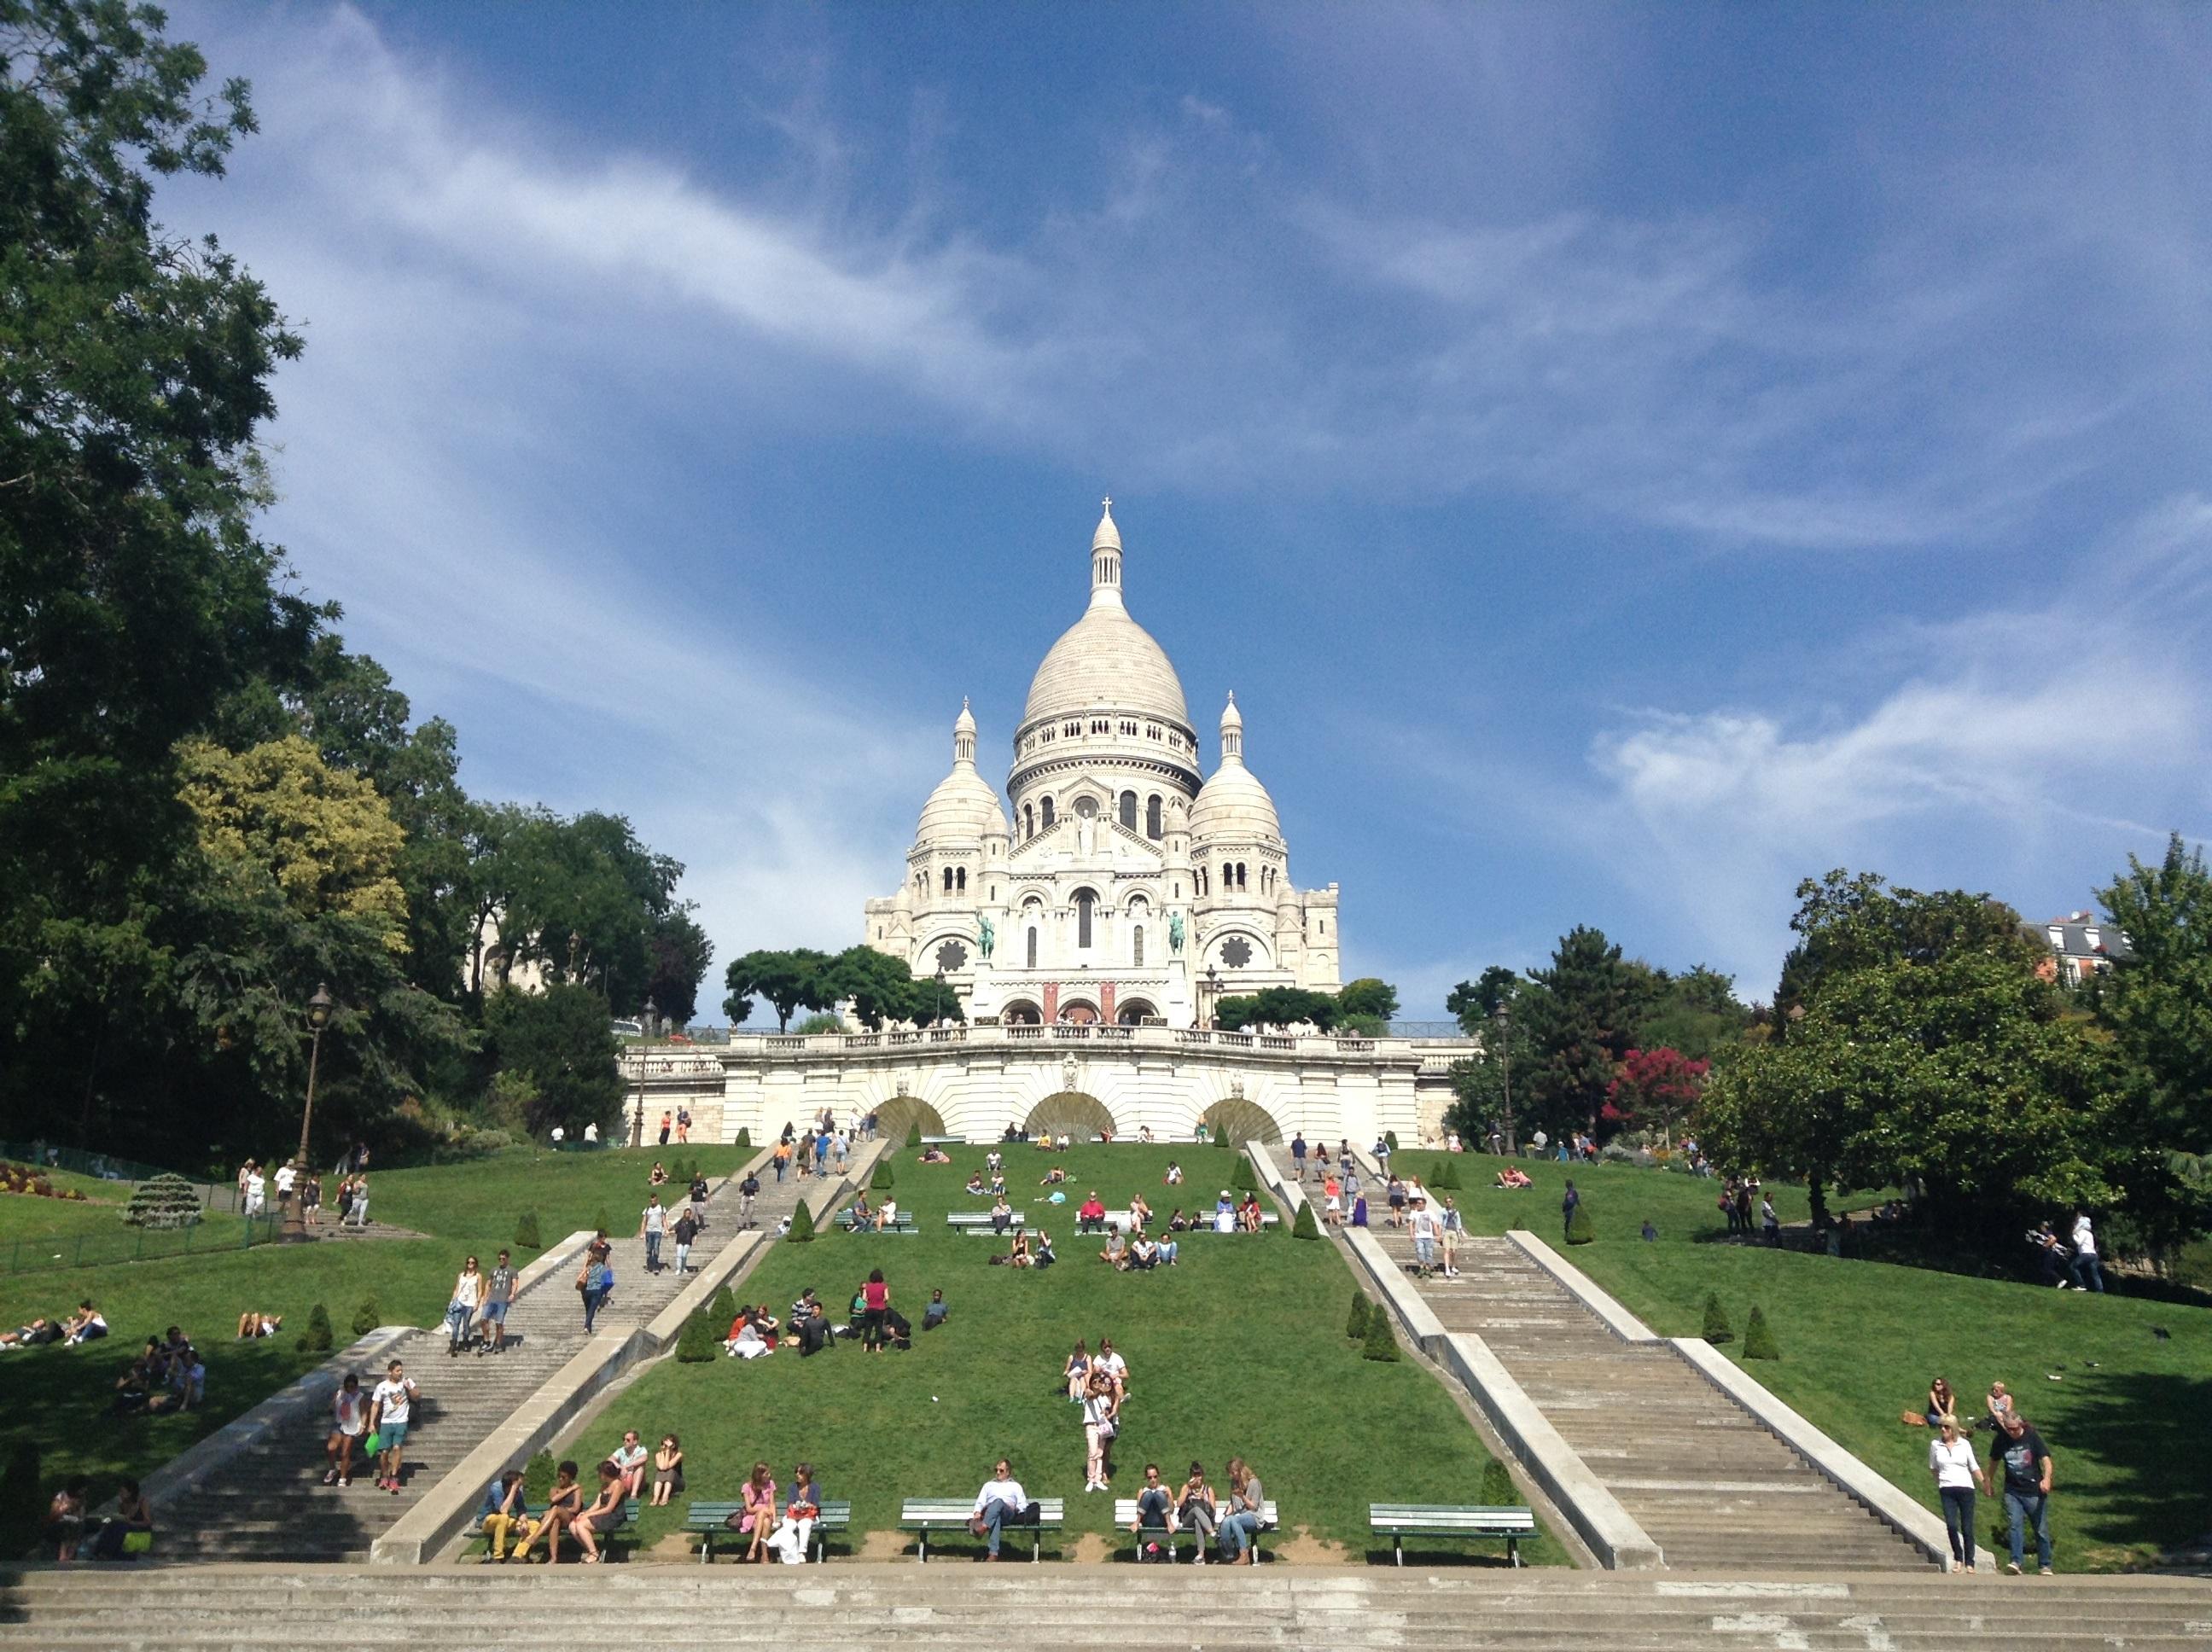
1236 862 1248 891
1023 804 1034 839
942 866 954 893
956 867 967 893
1041 797 1056 829
1119 791 1138 830
1146 794 1162 839
1220 862 1231 893
1027 927 1039 969
1076 889 1095 949
1132 925 1144 966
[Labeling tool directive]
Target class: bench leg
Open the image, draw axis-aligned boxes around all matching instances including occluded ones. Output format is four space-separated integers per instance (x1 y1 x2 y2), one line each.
1394 1533 1404 1568
1509 1535 1521 1568
1033 1530 1042 1562
700 1530 711 1565
917 1527 927 1563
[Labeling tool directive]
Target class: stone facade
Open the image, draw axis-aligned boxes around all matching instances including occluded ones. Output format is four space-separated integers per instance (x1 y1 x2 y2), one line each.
863 503 1341 1031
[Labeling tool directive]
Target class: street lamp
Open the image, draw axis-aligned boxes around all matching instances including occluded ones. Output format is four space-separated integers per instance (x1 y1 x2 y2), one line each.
934 967 947 1027
283 984 335 1242
567 929 581 985
1203 965 1220 1029
1492 1001 1517 1157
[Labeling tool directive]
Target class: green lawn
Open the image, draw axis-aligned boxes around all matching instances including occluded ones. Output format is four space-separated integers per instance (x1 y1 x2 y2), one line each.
1419 1155 2212 1571
596 1143 1562 1564
0 1143 738 1549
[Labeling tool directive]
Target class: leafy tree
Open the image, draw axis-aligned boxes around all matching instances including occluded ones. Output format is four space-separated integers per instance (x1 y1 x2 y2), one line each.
1336 977 1400 1030
1523 928 1650 1136
1 0 322 1145
2097 835 2212 1158
644 910 713 1026
1214 994 1259 1031
1231 1157 1258 1192
725 948 833 1032
793 1011 842 1036
352 1297 381 1338
1634 965 1754 1065
514 1210 542 1249
1564 1199 1594 1245
1478 1458 1521 1507
296 1302 334 1354
522 1451 556 1505
1605 1047 1710 1140
707 1284 738 1329
484 984 622 1140
870 1160 894 1190
674 1305 718 1363
1447 966 1523 1036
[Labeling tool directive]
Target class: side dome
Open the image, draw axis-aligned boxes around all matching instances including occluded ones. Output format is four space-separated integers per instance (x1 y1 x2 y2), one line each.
1190 691 1280 841
917 699 1002 843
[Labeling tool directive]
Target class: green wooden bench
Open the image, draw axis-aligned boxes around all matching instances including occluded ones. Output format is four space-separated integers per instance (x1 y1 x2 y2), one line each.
1115 1496 1278 1562
920 1135 964 1147
1368 1503 1534 1566
946 1211 1024 1235
836 1208 917 1234
899 1495 1064 1562
685 1498 851 1562
470 1497 638 1562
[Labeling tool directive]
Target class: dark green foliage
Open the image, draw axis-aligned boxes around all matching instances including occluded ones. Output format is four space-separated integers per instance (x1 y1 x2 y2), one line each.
1347 1290 1371 1341
788 1200 815 1242
487 986 625 1143
870 1160 894 1191
733 1128 752 1154
905 1125 923 1150
1743 1305 1779 1360
707 1284 738 1329
351 1297 381 1339
296 1302 333 1354
1361 1306 1401 1361
1522 926 1651 1136
1479 1457 1522 1507
1565 1201 1595 1245
1231 1158 1258 1192
674 1305 718 1362
594 1207 611 1238
514 1210 542 1249
122 1173 204 1229
1337 977 1400 1023
1701 1292 1733 1344
1291 1201 1320 1240
0 1444 42 1553
1385 1131 1400 1152
522 1450 556 1505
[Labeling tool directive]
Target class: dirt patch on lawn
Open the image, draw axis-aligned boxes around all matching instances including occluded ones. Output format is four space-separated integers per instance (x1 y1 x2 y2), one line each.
644 1532 696 1562
857 1528 909 1562
1276 1526 1348 1564
1069 1531 1113 1564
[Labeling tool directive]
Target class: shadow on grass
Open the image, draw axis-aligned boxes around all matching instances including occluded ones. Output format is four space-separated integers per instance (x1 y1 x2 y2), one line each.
2052 1368 2212 1556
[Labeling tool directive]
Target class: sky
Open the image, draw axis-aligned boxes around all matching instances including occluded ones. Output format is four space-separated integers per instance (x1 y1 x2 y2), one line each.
156 3 2212 1018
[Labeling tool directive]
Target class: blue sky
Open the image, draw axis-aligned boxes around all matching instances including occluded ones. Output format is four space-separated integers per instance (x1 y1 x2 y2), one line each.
160 3 2212 1015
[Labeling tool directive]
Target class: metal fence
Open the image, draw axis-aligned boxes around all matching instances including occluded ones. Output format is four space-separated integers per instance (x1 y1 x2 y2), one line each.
0 1140 189 1189
0 1211 285 1277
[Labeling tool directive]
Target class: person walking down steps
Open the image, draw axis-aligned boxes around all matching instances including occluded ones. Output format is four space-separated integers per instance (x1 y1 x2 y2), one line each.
578 1242 615 1333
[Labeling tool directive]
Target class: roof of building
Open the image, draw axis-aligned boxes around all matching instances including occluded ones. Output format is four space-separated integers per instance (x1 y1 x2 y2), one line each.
2039 911 2133 962
1022 503 1190 730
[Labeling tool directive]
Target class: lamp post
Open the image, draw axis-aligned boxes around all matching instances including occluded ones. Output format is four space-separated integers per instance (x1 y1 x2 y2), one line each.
1203 965 1220 1030
1493 1000 1517 1157
567 929 581 986
934 967 947 1027
284 984 335 1242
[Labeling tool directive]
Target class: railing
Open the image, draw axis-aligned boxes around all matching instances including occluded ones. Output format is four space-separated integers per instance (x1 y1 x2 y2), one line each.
846 1034 882 1048
2 1211 285 1276
1216 1032 1254 1047
1336 1038 1377 1052
1260 1035 1294 1050
0 1140 193 1188
1008 1026 1045 1039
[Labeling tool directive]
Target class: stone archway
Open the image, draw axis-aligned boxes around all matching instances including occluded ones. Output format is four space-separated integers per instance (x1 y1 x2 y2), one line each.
999 1000 1043 1026
1057 999 1100 1025
1115 998 1160 1026
1024 1091 1116 1142
873 1098 949 1146
1198 1097 1283 1147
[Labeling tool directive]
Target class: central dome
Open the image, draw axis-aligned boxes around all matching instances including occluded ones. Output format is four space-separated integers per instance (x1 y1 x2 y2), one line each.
1020 501 1191 730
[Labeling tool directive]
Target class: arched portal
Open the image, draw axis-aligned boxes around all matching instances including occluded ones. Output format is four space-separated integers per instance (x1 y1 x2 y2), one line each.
1058 998 1100 1025
999 999 1043 1026
1116 998 1160 1026
872 1098 949 1145
1198 1097 1283 1147
1025 1091 1116 1141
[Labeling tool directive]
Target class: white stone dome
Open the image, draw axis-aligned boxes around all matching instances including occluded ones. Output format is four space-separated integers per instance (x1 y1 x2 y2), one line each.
917 699 1004 843
1021 502 1190 730
1190 692 1279 841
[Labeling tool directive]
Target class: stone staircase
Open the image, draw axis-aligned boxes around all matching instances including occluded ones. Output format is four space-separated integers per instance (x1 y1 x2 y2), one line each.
1372 1230 1929 1571
3 1565 2207 1649
148 1162 803 1563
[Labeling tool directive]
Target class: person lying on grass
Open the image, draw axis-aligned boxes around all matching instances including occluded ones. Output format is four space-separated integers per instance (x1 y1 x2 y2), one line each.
917 1147 952 1164
1039 1166 1068 1186
236 1312 283 1339
1495 1166 1532 1189
0 1316 61 1349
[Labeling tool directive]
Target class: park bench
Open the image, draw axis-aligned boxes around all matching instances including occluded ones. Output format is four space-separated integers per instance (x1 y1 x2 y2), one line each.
946 1210 1025 1235
1368 1503 1534 1567
899 1495 1065 1562
468 1497 637 1562
836 1208 917 1234
1115 1497 1278 1562
920 1135 964 1147
685 1498 852 1562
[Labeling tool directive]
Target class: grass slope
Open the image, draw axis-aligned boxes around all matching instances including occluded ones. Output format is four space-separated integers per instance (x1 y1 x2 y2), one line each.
1436 1155 2212 1570
600 1143 1560 1562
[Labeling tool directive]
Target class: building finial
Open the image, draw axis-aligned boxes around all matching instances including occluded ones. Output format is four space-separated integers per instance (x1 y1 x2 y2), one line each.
1089 497 1124 608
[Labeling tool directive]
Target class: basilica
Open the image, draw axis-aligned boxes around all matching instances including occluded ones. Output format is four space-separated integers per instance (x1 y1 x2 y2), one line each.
863 503 1342 1028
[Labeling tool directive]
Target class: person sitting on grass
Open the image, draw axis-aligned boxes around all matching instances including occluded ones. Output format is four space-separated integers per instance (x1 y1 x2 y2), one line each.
1495 1165 1531 1189
569 1460 626 1564
1128 1233 1161 1271
650 1434 684 1507
1077 1192 1109 1233
731 1460 777 1562
727 1311 774 1360
1063 1340 1091 1400
649 1161 667 1186
609 1430 649 1498
1032 1230 1057 1269
236 1311 283 1340
1009 1230 1032 1268
1099 1229 1128 1270
1983 1381 2014 1433
1164 1160 1183 1186
923 1288 949 1331
1925 1376 1959 1432
512 1461 581 1562
1165 1207 1190 1233
480 1469 528 1562
966 1172 987 1195
1039 1165 1068 1186
61 1300 107 1345
989 1172 1008 1200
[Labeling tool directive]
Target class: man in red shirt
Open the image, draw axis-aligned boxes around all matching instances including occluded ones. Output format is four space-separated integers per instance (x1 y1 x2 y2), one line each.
1077 1193 1108 1234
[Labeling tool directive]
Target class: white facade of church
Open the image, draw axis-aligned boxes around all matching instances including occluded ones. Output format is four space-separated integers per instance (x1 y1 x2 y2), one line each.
863 503 1342 1030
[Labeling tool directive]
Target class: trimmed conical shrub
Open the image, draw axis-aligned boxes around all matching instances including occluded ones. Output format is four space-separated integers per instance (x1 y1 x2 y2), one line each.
1347 1290 1371 1341
123 1172 203 1229
297 1303 334 1354
1565 1201 1595 1245
1479 1457 1522 1507
734 1127 752 1153
707 1284 738 1329
870 1160 894 1191
1231 1158 1258 1193
905 1124 923 1150
1743 1305 1779 1360
1291 1201 1320 1240
351 1297 382 1339
788 1200 816 1242
675 1305 719 1362
515 1210 542 1250
1361 1306 1400 1362
1701 1292 1733 1345
1385 1130 1400 1152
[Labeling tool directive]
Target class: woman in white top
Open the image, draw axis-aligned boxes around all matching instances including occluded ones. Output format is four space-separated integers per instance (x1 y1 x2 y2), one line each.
1927 1416 1989 1572
1080 1371 1119 1492
446 1258 484 1354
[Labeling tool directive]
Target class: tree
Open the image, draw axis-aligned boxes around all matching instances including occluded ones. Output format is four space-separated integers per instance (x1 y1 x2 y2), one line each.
1291 1201 1319 1239
1 0 323 1147
484 984 622 1140
644 910 713 1027
787 1199 815 1242
1347 1289 1370 1341
870 1160 894 1190
725 948 833 1032
2097 835 2212 1156
1605 1047 1710 1140
1701 1293 1732 1344
296 1303 333 1354
1743 1305 1779 1360
1214 994 1259 1031
674 1305 718 1363
1447 966 1523 1036
514 1210 542 1249
352 1297 382 1338
1634 966 1754 1065
1336 978 1400 1034
1361 1308 1400 1362
1522 928 1648 1135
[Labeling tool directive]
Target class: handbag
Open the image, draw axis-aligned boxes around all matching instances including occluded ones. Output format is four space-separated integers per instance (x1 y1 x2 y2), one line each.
364 1430 383 1456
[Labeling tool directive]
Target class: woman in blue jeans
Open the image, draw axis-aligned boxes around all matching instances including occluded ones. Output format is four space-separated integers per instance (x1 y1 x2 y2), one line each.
1216 1457 1266 1565
1927 1416 1988 1571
